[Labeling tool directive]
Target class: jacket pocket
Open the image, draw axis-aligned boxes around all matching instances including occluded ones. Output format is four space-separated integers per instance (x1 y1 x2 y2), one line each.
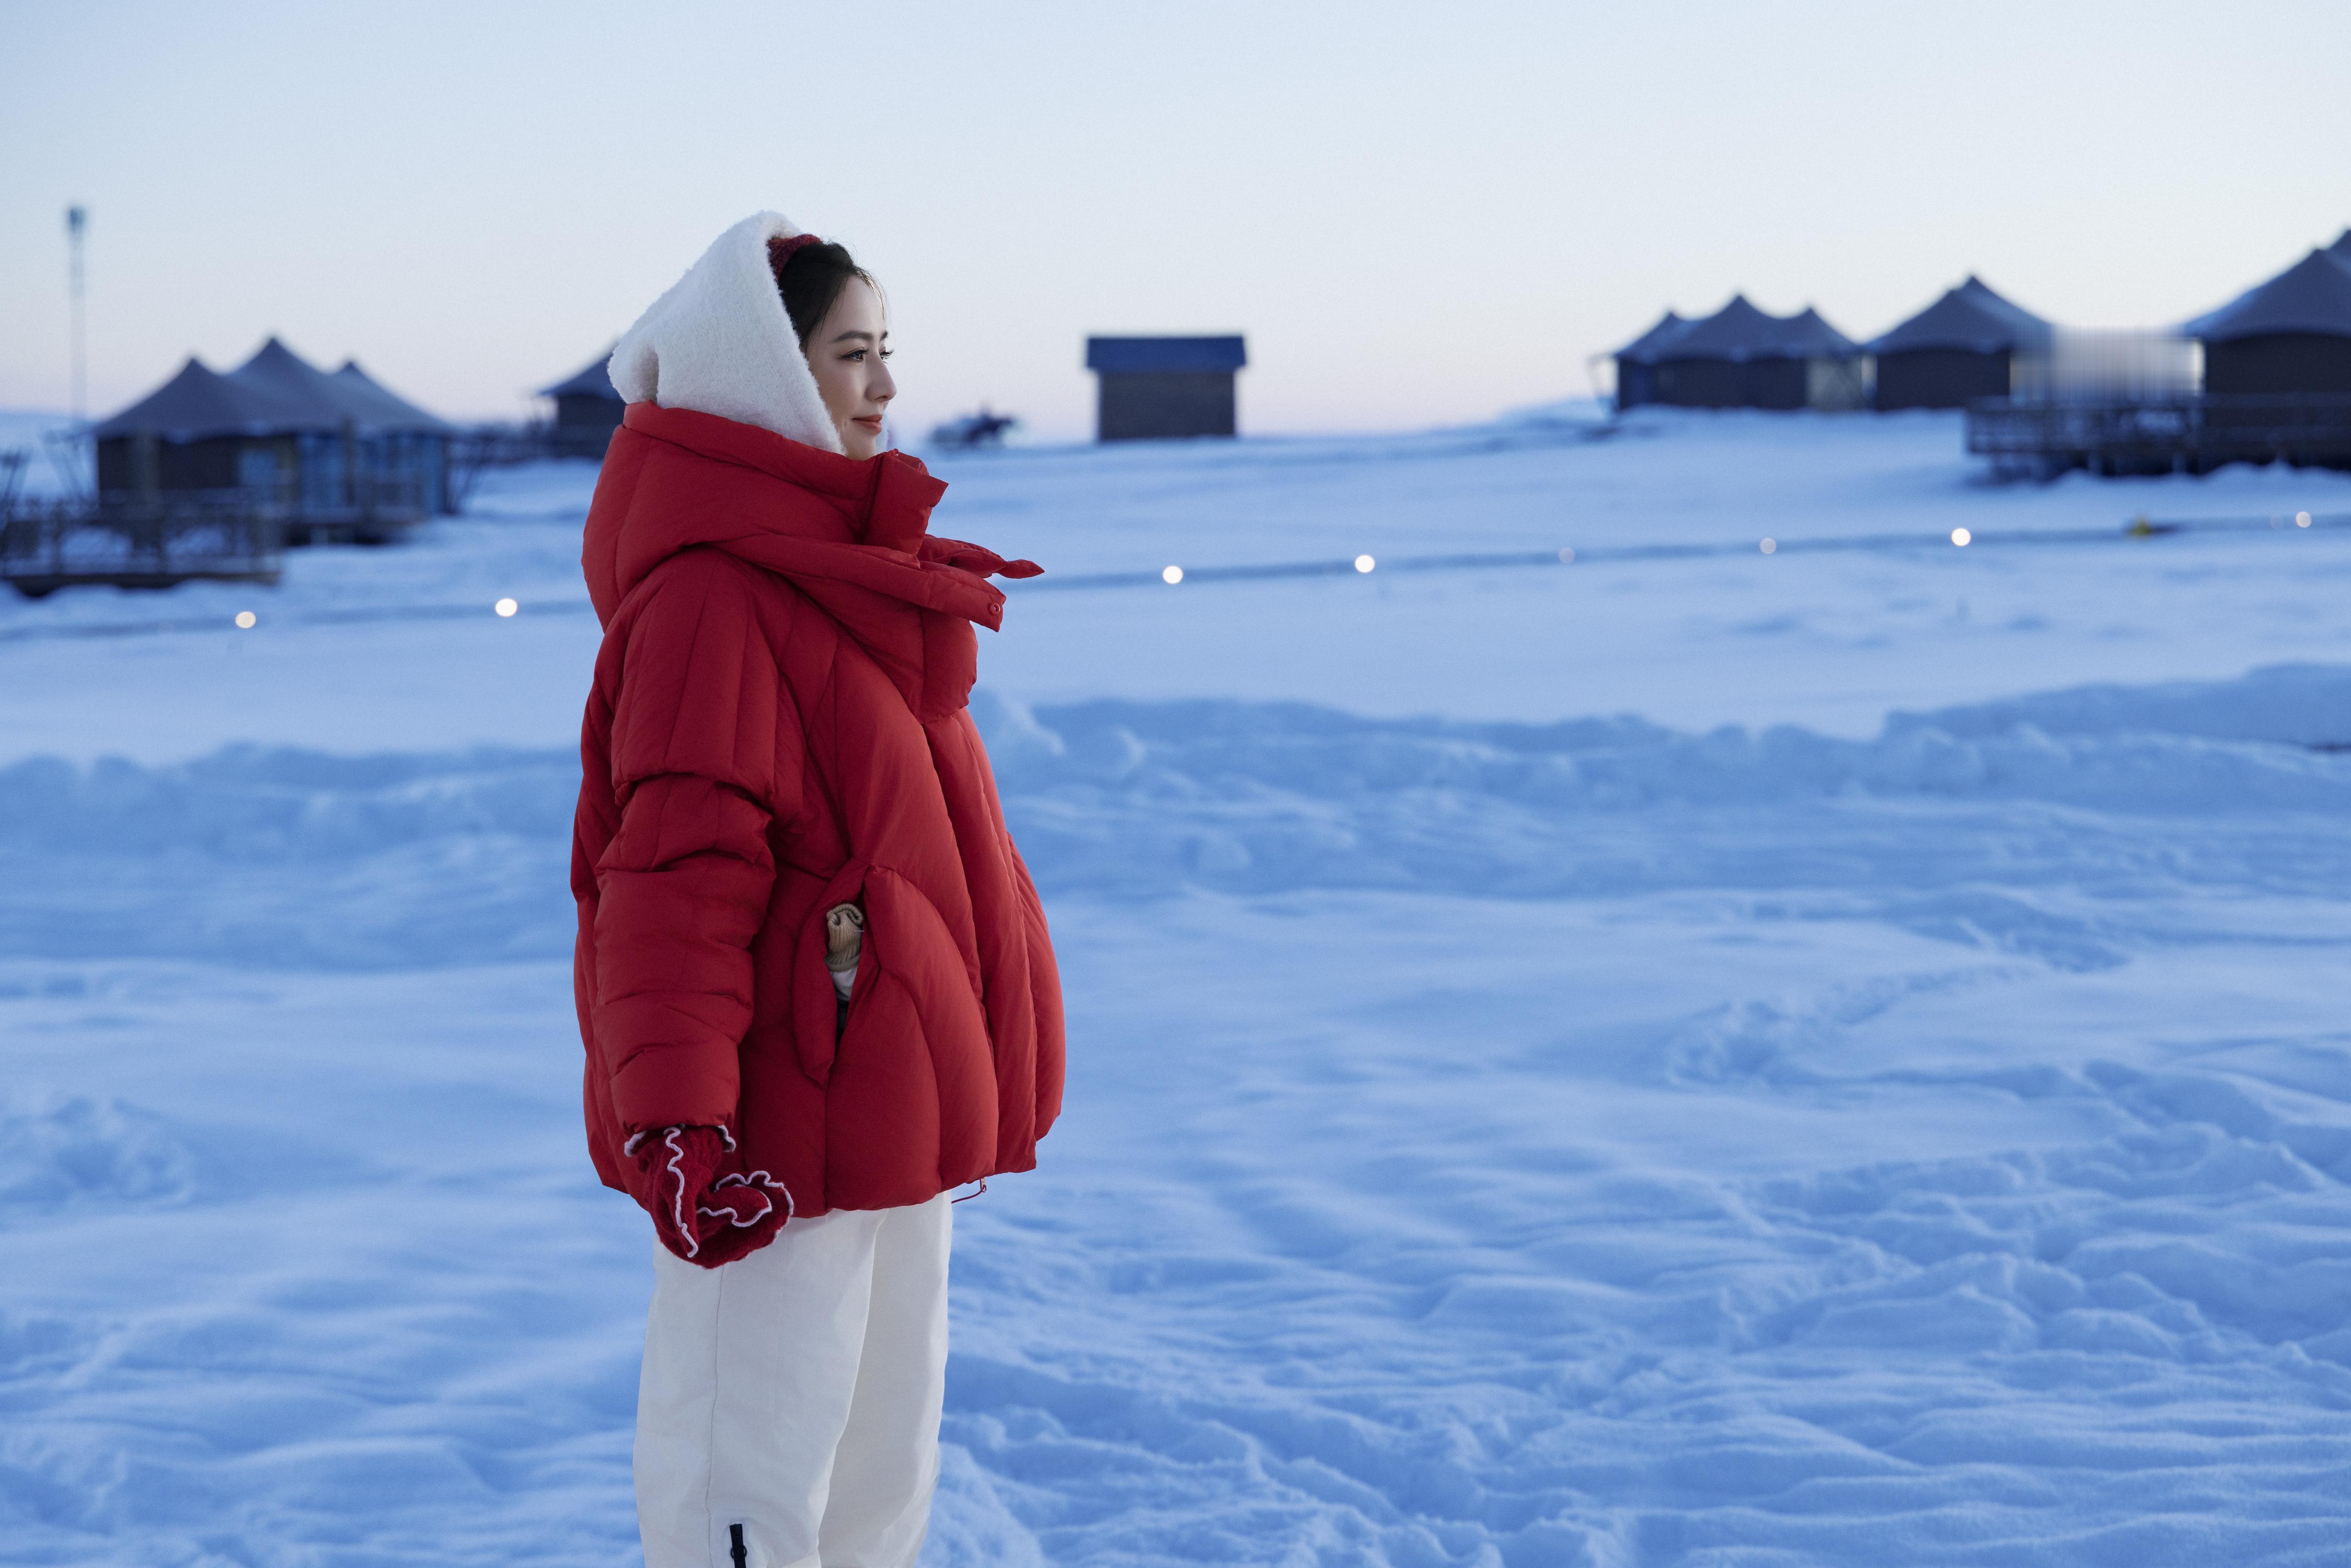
818 865 1000 1196
792 861 870 1086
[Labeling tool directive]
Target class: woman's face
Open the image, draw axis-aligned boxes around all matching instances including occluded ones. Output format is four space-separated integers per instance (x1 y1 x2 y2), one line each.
804 276 894 459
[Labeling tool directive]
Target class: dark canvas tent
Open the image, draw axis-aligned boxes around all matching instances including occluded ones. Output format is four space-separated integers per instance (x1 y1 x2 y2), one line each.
1642 296 1865 410
227 339 451 517
93 339 451 534
2185 246 2351 396
539 349 625 457
1867 277 2053 410
228 337 368 420
1610 311 1692 410
93 357 313 442
329 359 454 513
93 356 319 498
334 361 456 430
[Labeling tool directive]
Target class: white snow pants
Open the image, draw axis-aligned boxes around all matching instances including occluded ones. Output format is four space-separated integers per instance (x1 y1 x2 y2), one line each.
635 1193 952 1568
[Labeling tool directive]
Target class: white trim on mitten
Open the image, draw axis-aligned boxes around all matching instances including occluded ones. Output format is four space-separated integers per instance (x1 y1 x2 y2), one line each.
704 1170 796 1228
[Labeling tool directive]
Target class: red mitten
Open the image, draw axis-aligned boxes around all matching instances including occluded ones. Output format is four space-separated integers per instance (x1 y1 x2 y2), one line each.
627 1125 792 1268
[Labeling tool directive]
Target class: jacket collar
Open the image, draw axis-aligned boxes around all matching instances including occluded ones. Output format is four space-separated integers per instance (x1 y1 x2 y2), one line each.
621 401 947 551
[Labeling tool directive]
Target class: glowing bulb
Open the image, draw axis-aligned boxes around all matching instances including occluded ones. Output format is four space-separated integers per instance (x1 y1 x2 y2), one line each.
494 597 519 617
1558 547 1575 564
2296 511 2312 528
234 610 257 629
1354 554 1376 574
1759 538 1777 555
1951 528 1972 547
1161 565 1183 585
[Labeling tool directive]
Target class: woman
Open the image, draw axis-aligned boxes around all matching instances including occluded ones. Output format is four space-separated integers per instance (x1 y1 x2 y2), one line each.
570 211 1065 1568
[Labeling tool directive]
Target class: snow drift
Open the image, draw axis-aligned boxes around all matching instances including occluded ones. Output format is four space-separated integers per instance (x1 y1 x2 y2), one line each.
2 663 2344 970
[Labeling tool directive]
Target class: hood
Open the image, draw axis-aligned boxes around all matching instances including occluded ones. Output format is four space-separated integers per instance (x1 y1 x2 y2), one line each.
584 402 1040 722
609 212 841 451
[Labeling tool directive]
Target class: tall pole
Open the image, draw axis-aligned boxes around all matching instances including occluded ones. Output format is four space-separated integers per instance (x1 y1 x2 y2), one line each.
65 205 87 424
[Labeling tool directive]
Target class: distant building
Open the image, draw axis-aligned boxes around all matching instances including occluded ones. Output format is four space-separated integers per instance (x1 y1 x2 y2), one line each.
92 339 452 540
1085 336 1247 441
1632 297 1867 411
540 348 626 457
2184 240 2351 396
1867 278 2054 410
1970 236 2351 476
1610 311 1691 411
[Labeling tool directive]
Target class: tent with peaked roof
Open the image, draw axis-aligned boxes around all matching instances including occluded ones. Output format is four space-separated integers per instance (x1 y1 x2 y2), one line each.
1639 295 1866 410
1610 311 1692 410
92 339 452 527
93 357 317 443
1664 297 1858 362
332 361 457 433
2185 246 2351 397
225 338 453 433
93 353 322 501
325 356 455 514
226 338 452 516
538 348 625 457
227 337 367 425
1867 277 2054 409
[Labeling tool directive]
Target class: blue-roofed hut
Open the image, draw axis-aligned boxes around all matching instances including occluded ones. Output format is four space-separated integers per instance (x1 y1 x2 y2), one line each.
1084 335 1247 441
1866 278 2054 410
540 349 625 457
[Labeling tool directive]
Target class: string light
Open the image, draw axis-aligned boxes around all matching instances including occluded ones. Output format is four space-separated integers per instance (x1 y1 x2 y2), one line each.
1161 565 1183 585
1353 555 1376 574
1558 547 1575 564
494 597 519 617
1759 538 1777 555
234 611 256 629
2296 511 2313 528
1951 528 1972 547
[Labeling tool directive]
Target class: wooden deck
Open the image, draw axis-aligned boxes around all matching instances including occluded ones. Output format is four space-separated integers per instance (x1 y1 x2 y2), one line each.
1966 394 2351 478
3 497 284 597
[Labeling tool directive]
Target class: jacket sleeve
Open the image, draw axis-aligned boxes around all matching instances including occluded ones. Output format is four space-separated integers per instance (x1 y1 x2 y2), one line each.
590 556 794 1135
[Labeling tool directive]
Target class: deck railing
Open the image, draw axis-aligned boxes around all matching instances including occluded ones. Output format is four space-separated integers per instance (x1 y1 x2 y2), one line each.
1966 394 2351 477
3 492 284 597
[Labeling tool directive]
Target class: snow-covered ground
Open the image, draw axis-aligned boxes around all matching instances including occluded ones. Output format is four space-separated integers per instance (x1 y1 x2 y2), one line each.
6 412 2351 1565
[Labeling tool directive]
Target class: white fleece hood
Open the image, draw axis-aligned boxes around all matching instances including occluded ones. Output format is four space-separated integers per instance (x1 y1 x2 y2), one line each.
608 212 843 453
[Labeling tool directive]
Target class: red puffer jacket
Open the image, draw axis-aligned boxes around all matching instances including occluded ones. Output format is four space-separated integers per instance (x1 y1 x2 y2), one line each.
571 400 1064 1219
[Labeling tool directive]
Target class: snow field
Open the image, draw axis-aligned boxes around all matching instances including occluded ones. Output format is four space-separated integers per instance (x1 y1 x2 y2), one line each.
4 412 2351 1563
7 659 2351 1561
8 414 2351 766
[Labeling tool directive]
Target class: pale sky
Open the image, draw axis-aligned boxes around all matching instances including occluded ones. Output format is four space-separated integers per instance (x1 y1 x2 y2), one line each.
4 1 2348 440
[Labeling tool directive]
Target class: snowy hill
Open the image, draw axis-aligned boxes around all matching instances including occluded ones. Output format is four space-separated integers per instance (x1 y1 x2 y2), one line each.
5 413 2351 1564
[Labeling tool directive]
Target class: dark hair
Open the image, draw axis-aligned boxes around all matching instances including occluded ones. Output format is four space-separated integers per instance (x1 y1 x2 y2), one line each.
769 238 877 347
